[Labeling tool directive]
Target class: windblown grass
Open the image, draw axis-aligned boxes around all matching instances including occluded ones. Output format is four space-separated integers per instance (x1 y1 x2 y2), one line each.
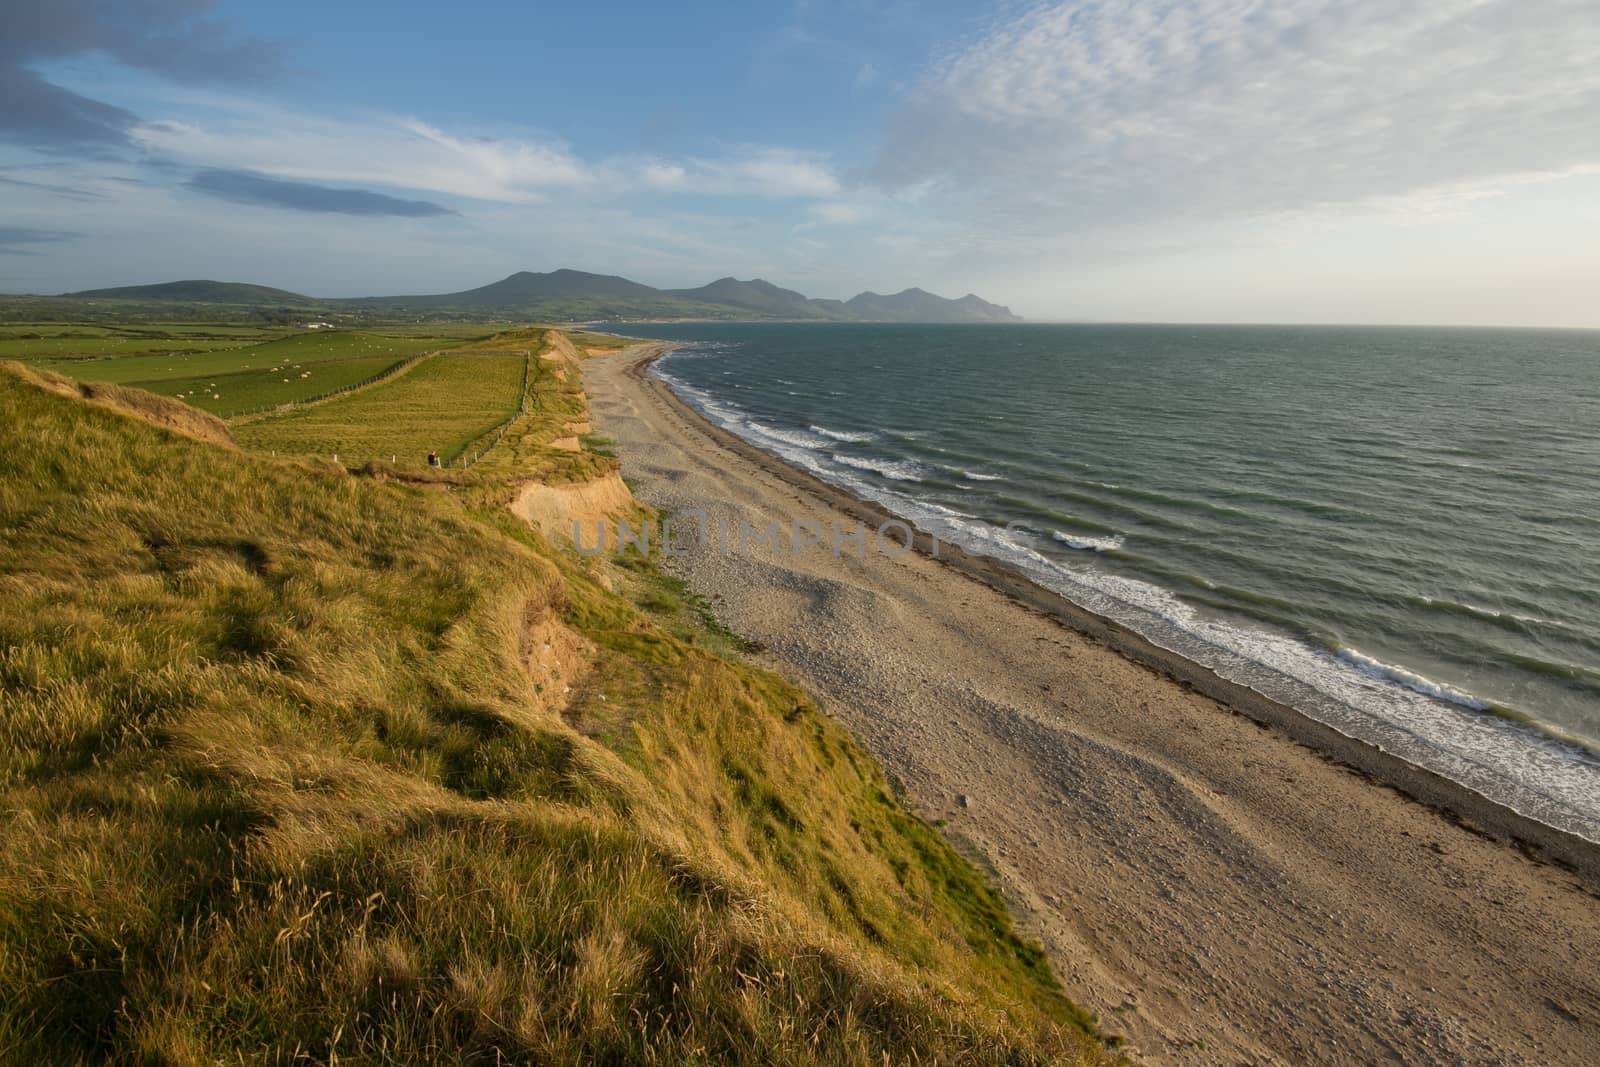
0 355 1115 1065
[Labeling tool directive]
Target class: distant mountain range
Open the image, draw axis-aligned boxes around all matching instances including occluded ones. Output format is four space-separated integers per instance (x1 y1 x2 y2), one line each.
60 270 1022 323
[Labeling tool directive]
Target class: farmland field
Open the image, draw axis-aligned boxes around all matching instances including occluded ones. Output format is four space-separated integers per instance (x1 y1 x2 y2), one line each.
0 335 265 359
157 356 405 416
24 330 446 384
234 352 527 466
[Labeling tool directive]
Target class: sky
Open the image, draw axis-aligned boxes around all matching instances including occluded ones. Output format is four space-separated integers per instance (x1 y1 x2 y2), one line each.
2 0 1598 326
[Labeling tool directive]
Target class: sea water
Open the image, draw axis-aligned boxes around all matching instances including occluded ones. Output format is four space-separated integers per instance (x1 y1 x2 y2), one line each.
613 321 1600 841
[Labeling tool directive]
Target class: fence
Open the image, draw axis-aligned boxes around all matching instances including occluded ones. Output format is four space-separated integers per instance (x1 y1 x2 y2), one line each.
222 350 436 420
452 349 533 469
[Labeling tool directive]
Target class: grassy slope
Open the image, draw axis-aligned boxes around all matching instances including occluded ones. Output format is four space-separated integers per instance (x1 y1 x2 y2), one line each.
0 358 1112 1064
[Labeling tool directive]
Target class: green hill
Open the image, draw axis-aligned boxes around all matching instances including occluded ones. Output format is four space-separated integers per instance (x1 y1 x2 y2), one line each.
349 269 736 320
64 280 315 305
361 269 666 307
665 277 848 319
0 353 1109 1064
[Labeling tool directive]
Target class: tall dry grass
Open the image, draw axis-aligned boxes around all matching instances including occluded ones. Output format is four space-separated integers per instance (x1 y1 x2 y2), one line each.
0 358 1115 1064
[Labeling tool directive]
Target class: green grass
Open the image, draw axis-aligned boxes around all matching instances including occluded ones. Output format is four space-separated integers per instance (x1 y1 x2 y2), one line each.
154 355 406 416
564 330 633 350
0 323 283 339
0 335 262 359
461 331 616 485
0 358 1114 1064
235 351 527 466
27 330 445 385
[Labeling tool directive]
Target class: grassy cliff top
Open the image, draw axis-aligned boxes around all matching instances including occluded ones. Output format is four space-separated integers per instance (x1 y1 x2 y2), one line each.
0 354 1113 1064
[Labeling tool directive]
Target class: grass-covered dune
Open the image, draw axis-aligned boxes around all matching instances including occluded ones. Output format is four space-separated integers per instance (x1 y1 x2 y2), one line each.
0 357 1112 1064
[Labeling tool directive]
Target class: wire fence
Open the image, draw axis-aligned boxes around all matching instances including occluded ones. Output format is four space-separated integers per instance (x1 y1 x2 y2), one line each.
452 349 533 469
221 351 436 420
233 345 534 472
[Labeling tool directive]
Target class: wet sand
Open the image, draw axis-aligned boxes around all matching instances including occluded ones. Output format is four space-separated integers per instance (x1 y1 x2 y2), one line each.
583 344 1600 1065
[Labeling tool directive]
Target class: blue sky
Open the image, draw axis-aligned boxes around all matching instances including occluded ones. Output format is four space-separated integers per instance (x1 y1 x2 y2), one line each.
3 0 1598 324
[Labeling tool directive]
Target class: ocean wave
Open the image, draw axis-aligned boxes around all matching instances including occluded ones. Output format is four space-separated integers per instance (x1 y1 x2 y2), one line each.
831 453 927 482
1334 648 1490 711
1052 530 1125 552
809 424 877 443
746 421 830 450
1413 595 1569 632
961 470 1004 481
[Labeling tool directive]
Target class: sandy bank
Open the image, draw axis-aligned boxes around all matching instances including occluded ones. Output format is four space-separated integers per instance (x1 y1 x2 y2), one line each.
511 470 634 542
581 343 1600 1066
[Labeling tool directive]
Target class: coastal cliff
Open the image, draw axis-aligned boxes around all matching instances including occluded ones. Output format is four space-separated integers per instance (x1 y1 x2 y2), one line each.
0 336 1109 1064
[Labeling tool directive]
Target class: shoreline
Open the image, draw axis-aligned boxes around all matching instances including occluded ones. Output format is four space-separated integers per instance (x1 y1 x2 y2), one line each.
585 340 1600 1062
625 344 1600 882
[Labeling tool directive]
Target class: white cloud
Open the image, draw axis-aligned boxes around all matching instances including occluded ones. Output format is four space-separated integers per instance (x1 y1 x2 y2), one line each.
694 148 842 198
130 106 588 203
887 0 1600 228
122 89 844 207
610 146 842 199
809 201 869 225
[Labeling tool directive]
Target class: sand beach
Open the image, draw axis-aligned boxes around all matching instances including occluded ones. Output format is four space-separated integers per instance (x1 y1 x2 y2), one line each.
583 343 1600 1065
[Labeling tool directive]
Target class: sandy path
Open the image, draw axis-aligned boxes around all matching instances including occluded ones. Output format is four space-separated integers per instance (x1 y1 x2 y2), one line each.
583 346 1600 1065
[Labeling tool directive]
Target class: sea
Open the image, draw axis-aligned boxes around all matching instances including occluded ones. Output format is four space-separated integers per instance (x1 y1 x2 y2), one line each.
610 322 1600 842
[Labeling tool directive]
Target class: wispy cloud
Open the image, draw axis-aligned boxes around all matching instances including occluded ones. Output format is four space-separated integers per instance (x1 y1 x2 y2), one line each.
186 169 456 217
130 110 587 204
0 170 109 202
131 101 843 206
885 0 1600 228
681 148 842 198
0 225 80 255
808 201 870 225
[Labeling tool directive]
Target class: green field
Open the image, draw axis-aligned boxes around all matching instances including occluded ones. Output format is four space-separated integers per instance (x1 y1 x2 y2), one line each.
0 335 265 359
157 356 406 416
235 352 527 465
0 323 289 361
27 330 446 385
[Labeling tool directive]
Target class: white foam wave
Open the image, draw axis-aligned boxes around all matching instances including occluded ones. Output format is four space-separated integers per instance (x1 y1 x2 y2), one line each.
810 424 876 443
1335 648 1490 710
1421 595 1567 631
962 470 1003 481
746 421 830 450
831 453 926 482
1052 530 1125 553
